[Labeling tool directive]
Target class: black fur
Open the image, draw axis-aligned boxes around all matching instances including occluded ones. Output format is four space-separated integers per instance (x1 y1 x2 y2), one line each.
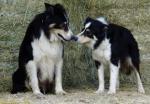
94 60 101 69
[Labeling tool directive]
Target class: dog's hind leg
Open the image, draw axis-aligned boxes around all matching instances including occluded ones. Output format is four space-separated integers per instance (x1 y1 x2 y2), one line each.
132 60 145 93
11 69 27 94
128 37 145 93
123 56 145 93
134 69 145 93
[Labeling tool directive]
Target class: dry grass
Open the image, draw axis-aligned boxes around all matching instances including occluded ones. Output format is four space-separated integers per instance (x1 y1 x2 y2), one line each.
0 89 150 104
0 0 150 92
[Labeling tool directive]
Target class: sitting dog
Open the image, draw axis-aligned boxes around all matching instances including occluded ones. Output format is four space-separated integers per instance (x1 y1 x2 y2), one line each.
74 17 145 94
11 3 74 96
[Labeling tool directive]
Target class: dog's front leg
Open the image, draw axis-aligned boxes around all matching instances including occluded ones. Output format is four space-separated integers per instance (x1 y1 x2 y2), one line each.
55 59 66 95
26 61 43 96
95 63 105 94
108 62 119 94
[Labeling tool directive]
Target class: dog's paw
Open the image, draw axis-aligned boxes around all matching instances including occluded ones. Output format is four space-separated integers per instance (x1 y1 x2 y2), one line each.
107 90 116 95
56 90 67 95
95 89 104 94
138 88 145 94
33 92 45 99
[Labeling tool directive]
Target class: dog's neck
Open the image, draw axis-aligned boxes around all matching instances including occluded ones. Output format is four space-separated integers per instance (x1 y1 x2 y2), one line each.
49 30 63 43
49 33 60 42
93 26 110 49
41 29 62 43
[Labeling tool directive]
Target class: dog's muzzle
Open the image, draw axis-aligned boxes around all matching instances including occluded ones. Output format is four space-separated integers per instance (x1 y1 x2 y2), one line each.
58 33 69 41
70 36 78 41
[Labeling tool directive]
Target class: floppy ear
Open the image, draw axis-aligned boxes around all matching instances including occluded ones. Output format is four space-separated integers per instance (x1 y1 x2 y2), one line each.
85 17 93 22
44 3 54 13
84 17 93 25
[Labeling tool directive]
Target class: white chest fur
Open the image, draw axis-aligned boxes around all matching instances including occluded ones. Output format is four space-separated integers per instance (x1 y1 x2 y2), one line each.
31 31 63 81
92 38 111 64
31 31 63 63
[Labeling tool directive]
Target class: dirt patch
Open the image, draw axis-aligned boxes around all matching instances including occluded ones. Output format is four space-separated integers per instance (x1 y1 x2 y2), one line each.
0 90 150 104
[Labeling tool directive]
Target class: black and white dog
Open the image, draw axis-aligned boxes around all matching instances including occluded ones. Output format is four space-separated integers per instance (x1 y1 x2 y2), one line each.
75 17 145 94
11 3 74 96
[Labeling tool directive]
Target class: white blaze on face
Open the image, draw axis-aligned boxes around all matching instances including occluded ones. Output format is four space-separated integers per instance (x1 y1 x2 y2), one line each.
85 22 91 29
77 22 95 45
76 22 97 48
76 22 91 43
77 22 91 37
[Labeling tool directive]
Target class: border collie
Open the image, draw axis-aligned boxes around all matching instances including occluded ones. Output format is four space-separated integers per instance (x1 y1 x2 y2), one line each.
74 17 145 94
11 3 74 96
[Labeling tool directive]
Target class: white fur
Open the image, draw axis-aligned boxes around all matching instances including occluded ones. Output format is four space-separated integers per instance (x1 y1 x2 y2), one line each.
25 30 65 94
26 61 41 94
108 63 120 94
92 38 111 64
135 69 145 93
85 22 91 29
97 17 108 25
55 59 66 94
49 23 56 28
95 64 104 93
116 74 120 89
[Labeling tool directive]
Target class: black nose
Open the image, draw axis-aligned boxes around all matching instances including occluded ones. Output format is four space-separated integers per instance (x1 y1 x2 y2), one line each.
71 36 78 41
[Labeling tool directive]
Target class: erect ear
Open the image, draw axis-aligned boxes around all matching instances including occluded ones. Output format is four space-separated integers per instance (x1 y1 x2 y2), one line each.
54 3 66 14
44 3 54 12
54 3 64 9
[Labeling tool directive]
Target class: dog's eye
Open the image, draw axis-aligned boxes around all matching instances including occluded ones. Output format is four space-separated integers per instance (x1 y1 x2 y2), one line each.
59 22 67 28
84 29 94 38
59 22 68 31
85 29 91 35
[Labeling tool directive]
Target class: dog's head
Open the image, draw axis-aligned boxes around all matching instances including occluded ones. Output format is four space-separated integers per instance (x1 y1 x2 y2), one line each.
43 3 73 41
75 17 109 48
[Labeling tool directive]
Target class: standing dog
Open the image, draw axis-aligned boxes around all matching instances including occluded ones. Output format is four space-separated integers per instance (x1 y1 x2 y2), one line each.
11 3 74 96
74 17 145 94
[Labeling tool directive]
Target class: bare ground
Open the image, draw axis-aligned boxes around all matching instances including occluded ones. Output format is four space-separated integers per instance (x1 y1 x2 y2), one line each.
0 89 150 104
